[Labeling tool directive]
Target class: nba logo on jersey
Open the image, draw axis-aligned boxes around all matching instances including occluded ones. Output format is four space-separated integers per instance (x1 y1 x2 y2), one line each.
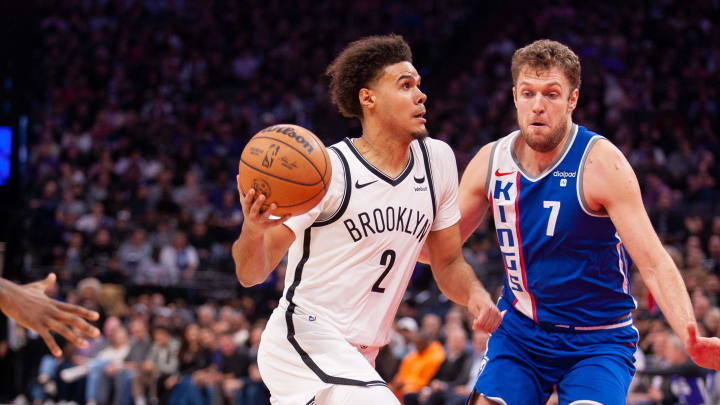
308 315 316 321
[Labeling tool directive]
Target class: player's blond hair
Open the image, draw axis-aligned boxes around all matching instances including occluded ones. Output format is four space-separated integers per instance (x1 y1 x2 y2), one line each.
511 39 581 93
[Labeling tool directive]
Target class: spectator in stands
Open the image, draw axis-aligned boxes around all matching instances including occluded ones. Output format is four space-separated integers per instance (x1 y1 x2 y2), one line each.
76 202 113 235
150 220 175 253
159 232 199 283
231 360 270 405
64 231 88 280
102 318 152 405
87 228 116 275
693 289 713 330
703 307 720 338
60 326 131 405
649 189 686 244
133 325 180 405
405 326 473 405
196 305 216 330
429 330 490 405
57 188 87 225
173 170 202 213
245 323 264 361
166 323 213 405
707 234 720 274
74 277 106 322
189 221 213 267
214 332 251 405
390 331 446 401
393 317 419 359
420 313 443 343
212 189 244 241
118 228 153 281
189 192 214 225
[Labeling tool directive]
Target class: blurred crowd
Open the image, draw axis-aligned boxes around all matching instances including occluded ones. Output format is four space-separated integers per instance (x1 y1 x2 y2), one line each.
2 0 720 404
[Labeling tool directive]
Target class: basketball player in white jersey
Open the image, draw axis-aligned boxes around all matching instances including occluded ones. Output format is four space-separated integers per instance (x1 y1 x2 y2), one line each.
232 35 502 405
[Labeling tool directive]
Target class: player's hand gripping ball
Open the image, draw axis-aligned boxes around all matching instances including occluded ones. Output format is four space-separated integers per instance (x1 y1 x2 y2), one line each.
238 124 332 216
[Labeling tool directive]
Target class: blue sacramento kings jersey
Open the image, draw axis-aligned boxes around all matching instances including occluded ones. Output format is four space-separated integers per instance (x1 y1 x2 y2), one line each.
486 124 637 326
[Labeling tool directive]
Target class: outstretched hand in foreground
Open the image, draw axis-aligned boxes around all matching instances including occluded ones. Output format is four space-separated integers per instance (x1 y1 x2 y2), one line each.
0 273 100 357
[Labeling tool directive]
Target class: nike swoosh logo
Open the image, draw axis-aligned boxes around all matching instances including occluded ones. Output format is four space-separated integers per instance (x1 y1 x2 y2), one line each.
413 175 425 184
495 169 515 177
355 179 378 189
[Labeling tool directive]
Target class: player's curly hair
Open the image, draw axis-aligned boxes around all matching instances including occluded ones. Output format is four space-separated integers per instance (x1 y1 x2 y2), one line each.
326 34 412 119
511 39 581 93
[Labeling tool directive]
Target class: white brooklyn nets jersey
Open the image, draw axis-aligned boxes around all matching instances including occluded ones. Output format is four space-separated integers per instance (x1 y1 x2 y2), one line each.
279 137 460 348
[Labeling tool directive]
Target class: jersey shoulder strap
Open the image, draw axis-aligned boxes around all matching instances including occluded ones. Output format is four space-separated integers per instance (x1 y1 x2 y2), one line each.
416 138 437 220
313 144 352 227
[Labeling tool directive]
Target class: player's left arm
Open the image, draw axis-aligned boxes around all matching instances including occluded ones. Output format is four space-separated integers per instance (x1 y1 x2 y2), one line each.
584 139 720 370
425 224 501 333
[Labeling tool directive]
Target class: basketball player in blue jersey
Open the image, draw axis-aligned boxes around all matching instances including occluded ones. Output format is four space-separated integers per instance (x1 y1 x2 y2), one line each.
457 39 720 405
232 35 502 405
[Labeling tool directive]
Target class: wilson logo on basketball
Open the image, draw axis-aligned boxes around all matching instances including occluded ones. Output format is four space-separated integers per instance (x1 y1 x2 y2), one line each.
261 144 280 168
262 125 316 154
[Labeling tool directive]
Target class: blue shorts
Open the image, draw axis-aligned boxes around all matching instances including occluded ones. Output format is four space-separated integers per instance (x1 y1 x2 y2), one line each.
472 300 638 405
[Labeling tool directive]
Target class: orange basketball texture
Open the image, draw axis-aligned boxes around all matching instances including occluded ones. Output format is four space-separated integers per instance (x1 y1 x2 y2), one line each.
238 124 332 216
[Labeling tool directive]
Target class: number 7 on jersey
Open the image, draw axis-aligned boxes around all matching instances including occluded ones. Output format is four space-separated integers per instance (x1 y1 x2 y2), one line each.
543 200 561 237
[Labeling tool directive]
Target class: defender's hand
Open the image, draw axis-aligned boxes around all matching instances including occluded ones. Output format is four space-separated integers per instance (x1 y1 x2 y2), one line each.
687 324 720 370
0 274 100 357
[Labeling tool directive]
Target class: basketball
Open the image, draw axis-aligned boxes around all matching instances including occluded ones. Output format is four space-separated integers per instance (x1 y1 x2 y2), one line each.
238 124 332 217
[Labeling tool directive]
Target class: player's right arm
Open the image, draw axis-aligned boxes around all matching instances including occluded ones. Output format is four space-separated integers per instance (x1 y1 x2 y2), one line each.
457 142 495 243
232 184 294 287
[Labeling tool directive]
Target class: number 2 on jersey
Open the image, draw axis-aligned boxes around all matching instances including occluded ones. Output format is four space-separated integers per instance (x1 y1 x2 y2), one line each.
371 249 396 293
543 200 560 236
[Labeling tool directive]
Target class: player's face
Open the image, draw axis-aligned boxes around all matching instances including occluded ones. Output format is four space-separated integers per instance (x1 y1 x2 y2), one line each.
370 61 428 139
513 65 579 153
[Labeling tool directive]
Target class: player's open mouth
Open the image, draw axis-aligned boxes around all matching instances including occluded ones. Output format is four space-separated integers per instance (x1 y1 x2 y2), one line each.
413 111 426 123
530 122 546 127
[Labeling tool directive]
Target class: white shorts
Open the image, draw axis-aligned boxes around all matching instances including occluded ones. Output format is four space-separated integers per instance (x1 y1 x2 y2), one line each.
258 303 389 405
